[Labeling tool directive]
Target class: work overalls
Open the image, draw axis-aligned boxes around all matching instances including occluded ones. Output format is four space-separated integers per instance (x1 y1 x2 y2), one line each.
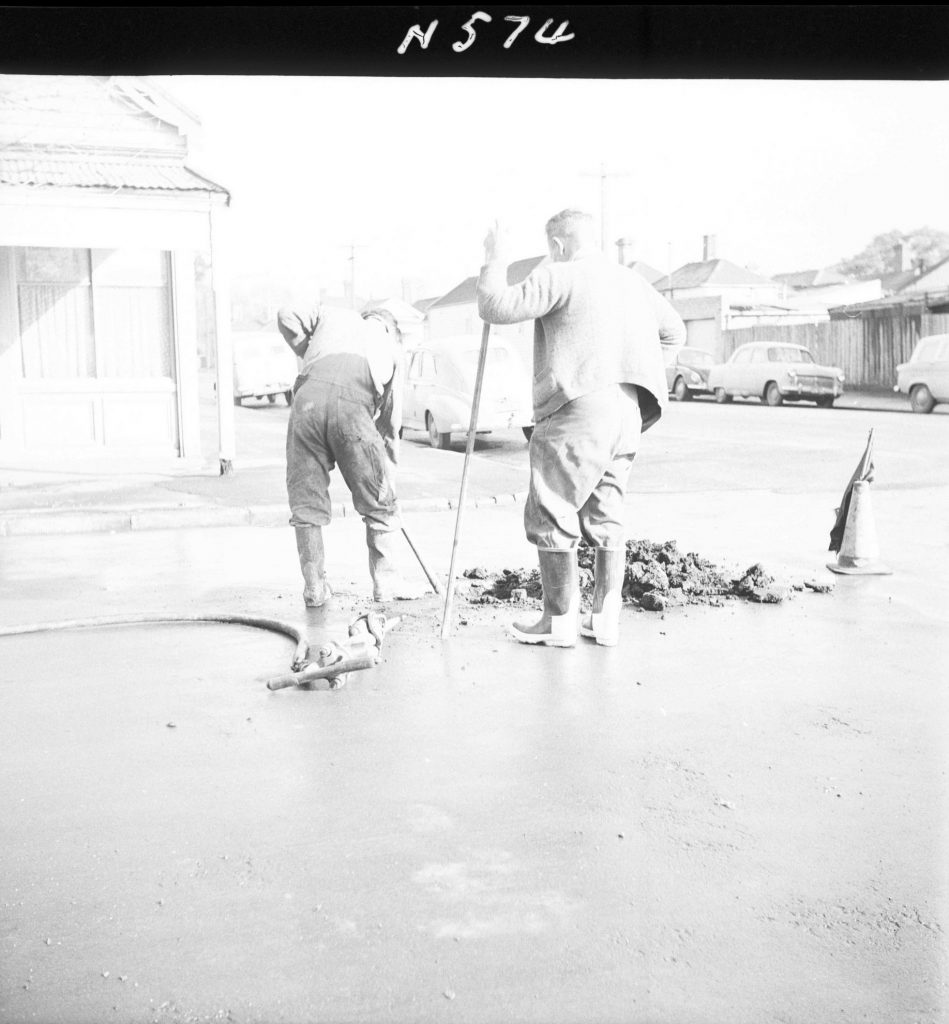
286 350 398 531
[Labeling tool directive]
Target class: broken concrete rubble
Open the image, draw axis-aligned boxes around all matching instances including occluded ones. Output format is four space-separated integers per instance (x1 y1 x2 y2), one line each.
464 540 833 612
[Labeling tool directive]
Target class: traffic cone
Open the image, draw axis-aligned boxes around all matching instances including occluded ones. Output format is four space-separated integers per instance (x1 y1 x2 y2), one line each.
826 480 892 575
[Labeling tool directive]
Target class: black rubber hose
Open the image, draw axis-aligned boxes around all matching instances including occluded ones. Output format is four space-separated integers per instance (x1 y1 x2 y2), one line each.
0 614 310 671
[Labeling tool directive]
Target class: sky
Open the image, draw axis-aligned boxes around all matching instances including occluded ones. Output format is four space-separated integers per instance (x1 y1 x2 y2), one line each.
158 76 949 303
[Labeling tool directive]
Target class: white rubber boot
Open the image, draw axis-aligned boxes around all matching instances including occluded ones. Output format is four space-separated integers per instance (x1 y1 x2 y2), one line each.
510 548 578 647
366 525 431 601
580 547 625 646
295 526 332 608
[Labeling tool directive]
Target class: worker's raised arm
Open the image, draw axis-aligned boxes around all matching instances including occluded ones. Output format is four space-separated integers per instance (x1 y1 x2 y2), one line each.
476 219 562 325
478 263 561 325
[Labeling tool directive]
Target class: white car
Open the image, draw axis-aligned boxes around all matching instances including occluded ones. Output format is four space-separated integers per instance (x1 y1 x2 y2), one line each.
894 333 949 413
401 335 533 449
707 342 845 407
231 331 299 406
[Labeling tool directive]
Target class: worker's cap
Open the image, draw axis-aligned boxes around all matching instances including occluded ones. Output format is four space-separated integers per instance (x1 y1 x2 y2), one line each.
361 306 401 337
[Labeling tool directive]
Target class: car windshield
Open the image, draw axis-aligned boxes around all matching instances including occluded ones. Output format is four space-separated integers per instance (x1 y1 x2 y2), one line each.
911 335 949 362
681 349 713 367
768 347 814 364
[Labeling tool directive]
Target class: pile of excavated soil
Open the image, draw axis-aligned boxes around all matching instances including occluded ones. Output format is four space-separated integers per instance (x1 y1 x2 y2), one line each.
464 539 832 613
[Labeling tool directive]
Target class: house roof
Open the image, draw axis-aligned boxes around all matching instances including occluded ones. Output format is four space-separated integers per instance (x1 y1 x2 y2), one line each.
878 267 921 294
653 258 777 292
773 268 851 289
827 288 949 318
413 296 440 314
626 260 664 285
430 256 548 309
0 154 230 196
897 253 949 292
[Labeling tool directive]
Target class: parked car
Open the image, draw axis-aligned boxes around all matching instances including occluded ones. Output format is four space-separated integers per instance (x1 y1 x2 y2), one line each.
401 335 533 449
707 342 845 407
894 333 949 414
665 346 714 401
231 331 299 406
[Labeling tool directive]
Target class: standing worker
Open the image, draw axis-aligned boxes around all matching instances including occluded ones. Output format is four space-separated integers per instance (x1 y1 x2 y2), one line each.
477 209 686 647
277 302 428 606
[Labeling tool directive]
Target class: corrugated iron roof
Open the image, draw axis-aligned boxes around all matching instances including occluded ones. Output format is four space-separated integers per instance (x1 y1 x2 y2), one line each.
827 289 949 317
0 155 229 196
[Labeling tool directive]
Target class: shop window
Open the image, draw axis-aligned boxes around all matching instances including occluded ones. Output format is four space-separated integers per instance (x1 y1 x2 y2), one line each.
16 246 174 380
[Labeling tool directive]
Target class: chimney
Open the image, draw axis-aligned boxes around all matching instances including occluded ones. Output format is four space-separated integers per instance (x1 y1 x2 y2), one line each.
703 234 718 261
892 243 912 273
615 237 635 266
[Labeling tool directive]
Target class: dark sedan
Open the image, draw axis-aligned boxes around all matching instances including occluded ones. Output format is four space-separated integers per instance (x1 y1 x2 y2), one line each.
665 346 714 401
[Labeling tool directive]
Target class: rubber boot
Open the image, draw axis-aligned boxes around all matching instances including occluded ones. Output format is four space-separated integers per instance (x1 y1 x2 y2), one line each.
580 547 626 646
510 548 578 647
366 525 431 601
295 525 332 608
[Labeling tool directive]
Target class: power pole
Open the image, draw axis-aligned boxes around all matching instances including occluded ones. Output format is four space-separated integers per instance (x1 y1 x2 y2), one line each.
581 163 632 254
341 242 370 308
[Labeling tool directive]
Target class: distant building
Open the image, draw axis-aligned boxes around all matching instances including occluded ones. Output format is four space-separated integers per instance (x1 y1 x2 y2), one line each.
0 75 231 466
898 254 949 295
772 266 883 314
426 255 547 360
614 237 664 285
653 258 785 307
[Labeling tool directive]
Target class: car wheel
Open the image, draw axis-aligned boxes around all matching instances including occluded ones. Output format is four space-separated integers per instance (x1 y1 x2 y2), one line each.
910 384 936 414
398 427 404 440
284 390 293 406
673 377 691 402
764 382 784 407
522 426 534 442
267 394 277 404
816 396 835 408
714 387 731 404
426 413 452 449
233 395 242 407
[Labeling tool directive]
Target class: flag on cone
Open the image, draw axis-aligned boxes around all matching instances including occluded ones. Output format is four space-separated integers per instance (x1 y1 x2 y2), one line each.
829 429 875 553
826 430 891 575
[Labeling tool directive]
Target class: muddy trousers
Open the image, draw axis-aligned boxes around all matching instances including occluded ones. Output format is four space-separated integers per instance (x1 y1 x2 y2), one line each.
286 378 399 531
524 384 643 551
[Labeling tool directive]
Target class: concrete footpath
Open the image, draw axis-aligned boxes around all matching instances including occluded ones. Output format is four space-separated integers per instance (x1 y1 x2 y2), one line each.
0 388 923 538
0 438 529 537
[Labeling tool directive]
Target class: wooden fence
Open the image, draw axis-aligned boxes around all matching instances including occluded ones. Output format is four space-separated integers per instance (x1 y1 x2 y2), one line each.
723 312 949 388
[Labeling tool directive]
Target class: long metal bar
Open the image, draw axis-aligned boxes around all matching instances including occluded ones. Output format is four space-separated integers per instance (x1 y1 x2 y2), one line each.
401 526 442 595
440 321 491 639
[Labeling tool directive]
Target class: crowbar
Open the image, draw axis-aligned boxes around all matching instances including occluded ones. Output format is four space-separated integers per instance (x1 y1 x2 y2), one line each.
402 525 442 595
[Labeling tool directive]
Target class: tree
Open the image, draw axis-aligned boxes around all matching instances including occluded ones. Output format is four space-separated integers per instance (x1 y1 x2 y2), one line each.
836 227 949 278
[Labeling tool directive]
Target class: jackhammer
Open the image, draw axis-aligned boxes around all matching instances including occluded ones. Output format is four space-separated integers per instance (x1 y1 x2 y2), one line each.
265 611 400 691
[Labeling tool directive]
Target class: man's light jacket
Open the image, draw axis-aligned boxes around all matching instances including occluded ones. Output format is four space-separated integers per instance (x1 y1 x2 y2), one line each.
477 251 686 430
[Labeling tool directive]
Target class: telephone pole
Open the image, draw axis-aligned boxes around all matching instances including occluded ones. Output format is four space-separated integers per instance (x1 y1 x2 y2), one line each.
340 242 370 308
581 163 632 254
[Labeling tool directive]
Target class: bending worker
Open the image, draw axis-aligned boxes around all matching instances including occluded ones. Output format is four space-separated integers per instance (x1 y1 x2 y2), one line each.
276 302 428 606
477 209 686 647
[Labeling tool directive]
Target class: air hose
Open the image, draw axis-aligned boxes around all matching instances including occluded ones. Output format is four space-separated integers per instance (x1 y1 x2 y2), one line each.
0 614 310 671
